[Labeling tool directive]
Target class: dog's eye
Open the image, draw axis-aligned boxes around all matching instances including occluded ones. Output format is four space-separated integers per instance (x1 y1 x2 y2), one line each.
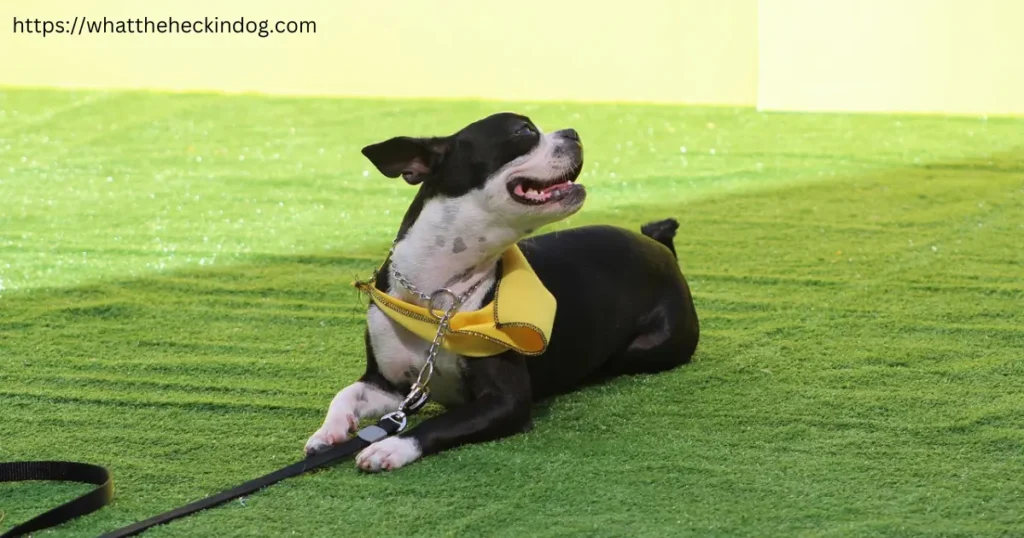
514 125 535 138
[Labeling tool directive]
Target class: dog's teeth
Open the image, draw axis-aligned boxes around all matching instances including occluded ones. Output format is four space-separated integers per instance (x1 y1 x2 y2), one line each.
524 187 548 201
515 181 567 203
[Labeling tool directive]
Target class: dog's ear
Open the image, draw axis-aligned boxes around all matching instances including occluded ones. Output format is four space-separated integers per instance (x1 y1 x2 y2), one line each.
361 136 450 185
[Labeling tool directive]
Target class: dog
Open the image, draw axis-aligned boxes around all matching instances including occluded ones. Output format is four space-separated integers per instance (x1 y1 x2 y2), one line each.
305 112 700 472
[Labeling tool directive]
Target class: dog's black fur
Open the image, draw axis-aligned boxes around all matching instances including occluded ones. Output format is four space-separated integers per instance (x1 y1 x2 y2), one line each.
319 113 699 465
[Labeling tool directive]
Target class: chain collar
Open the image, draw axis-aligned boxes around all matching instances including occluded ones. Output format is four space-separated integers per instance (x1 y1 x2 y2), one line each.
381 238 492 310
369 241 496 431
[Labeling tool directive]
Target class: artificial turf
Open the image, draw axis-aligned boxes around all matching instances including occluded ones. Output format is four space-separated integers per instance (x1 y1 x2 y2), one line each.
0 88 1022 538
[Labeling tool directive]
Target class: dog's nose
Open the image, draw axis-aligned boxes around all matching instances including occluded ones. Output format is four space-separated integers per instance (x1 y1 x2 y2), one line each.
558 129 581 142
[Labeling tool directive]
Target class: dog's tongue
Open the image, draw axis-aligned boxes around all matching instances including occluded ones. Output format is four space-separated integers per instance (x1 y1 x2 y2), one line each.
542 181 569 193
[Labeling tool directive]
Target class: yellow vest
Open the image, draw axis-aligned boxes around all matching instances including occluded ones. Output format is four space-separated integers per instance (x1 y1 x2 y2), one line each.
353 246 556 357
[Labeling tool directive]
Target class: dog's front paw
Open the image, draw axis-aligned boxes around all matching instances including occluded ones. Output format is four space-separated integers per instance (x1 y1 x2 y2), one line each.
355 437 421 472
304 413 357 456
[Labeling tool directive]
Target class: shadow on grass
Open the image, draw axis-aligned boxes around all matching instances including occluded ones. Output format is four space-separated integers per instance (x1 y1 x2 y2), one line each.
2 148 1024 537
3 147 1023 412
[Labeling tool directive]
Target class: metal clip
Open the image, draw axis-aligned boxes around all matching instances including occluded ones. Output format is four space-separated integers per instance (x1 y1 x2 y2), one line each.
400 383 430 413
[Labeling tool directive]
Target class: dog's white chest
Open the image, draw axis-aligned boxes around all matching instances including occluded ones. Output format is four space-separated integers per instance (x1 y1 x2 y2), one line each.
366 305 468 407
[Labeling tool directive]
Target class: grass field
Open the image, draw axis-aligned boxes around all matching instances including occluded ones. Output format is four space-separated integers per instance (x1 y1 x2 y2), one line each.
1 88 1023 537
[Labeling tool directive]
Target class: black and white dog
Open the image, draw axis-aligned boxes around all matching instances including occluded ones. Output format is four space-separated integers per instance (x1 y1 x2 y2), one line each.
305 113 700 471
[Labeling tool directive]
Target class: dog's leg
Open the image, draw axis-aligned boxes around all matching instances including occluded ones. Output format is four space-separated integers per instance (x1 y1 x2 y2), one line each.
356 352 531 472
304 372 403 456
306 328 403 455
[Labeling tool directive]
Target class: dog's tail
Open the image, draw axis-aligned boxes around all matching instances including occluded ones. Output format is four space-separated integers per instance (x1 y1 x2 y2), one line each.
640 218 679 259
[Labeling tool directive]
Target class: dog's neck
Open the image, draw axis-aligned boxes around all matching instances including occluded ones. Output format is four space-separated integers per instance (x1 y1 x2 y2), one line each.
388 196 522 304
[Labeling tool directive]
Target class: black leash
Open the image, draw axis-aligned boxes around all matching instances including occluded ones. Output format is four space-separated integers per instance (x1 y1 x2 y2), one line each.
0 415 405 538
0 461 113 538
3 254 460 537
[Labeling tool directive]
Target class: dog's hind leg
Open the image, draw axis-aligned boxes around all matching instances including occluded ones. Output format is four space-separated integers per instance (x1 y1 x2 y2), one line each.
603 222 699 376
599 293 699 377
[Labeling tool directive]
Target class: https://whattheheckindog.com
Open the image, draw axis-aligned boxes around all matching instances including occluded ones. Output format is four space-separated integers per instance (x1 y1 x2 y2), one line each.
11 15 316 39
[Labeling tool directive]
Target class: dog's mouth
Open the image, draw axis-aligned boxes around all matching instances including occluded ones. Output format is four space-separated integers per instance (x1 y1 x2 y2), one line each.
507 168 584 206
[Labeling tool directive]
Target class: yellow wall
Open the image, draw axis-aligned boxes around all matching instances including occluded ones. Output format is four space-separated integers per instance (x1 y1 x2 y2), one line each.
757 0 1024 116
3 0 1023 115
0 0 758 105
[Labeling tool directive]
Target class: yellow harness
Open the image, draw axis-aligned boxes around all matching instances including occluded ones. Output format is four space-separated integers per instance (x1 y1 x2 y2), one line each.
353 246 556 357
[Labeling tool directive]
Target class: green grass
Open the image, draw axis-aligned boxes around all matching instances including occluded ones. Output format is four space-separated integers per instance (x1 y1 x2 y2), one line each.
1 88 1023 538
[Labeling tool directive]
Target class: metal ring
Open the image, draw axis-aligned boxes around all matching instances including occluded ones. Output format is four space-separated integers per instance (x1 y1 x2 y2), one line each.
382 411 408 432
428 289 460 320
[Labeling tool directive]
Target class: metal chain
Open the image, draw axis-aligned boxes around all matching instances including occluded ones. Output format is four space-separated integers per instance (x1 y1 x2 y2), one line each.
376 245 492 432
380 293 457 432
387 258 432 303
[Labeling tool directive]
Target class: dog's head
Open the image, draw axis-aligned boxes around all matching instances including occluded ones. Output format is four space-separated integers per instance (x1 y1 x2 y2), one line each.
361 112 585 235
